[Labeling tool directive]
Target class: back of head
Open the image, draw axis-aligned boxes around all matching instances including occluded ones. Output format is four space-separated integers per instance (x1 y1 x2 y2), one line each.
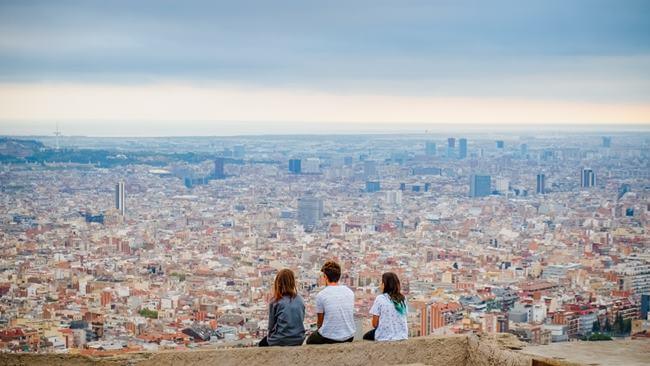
321 260 341 283
382 272 405 304
274 268 297 302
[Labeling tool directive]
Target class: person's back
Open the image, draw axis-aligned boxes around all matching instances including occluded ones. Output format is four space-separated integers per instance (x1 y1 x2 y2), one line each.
267 295 305 346
370 293 408 341
316 285 355 340
259 269 305 347
306 260 356 344
363 272 408 342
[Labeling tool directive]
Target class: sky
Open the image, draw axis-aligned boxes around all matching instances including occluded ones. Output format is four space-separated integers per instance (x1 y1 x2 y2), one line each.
0 0 649 136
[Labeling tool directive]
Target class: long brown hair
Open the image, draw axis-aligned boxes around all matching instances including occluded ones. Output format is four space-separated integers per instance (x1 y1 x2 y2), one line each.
273 268 297 302
382 272 405 303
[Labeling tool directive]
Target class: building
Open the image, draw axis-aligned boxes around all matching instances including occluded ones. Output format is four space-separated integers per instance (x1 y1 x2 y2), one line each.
542 263 581 281
496 140 504 149
366 181 381 193
602 136 612 148
425 141 436 156
458 138 467 159
580 168 595 188
364 160 377 178
214 157 225 179
618 183 631 200
616 260 650 296
495 178 509 194
536 174 546 195
469 175 491 197
115 182 125 216
641 294 650 320
447 138 456 158
520 143 528 156
233 145 245 158
288 159 301 174
386 191 402 205
302 158 320 174
297 196 323 229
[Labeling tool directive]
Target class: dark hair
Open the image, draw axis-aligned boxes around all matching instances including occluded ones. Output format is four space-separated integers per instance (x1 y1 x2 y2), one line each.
321 260 341 283
382 272 405 304
273 269 297 302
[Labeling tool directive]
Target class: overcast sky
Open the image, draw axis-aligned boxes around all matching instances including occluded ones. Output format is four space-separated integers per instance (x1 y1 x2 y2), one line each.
0 0 649 136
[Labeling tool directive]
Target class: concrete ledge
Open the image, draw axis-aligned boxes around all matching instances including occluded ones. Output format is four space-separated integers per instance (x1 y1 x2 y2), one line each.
0 335 580 366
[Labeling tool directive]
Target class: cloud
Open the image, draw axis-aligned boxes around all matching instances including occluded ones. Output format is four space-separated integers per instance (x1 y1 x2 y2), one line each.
0 0 649 103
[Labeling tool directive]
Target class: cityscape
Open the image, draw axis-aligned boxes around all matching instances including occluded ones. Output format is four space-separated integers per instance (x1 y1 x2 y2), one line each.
0 130 648 355
1 1 649 364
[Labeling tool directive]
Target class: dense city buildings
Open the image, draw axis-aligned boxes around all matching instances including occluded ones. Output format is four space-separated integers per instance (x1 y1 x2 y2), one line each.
0 131 649 355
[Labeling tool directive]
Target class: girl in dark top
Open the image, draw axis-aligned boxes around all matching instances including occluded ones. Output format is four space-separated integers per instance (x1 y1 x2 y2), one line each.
258 268 306 346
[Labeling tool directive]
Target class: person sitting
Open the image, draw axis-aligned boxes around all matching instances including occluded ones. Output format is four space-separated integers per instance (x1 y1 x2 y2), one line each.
363 272 408 341
306 260 356 344
258 268 305 347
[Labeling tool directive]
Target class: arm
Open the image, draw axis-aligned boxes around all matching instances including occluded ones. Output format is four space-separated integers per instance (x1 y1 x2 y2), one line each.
369 295 382 329
372 315 380 328
315 292 325 329
267 302 276 334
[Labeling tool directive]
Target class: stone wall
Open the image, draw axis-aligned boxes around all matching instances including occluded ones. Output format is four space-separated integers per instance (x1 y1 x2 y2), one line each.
0 334 581 366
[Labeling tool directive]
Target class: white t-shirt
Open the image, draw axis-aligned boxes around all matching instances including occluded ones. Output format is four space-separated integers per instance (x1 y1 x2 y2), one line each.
369 293 408 341
315 285 356 341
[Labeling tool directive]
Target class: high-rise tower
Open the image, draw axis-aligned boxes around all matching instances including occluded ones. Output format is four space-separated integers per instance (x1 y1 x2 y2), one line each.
536 174 546 194
458 138 467 159
115 181 125 216
469 174 491 197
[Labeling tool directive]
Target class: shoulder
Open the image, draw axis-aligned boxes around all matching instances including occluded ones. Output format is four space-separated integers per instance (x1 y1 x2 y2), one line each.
375 293 390 304
293 294 305 304
316 288 329 300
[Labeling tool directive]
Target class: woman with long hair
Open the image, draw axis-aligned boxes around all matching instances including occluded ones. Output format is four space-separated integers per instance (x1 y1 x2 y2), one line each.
363 272 408 341
258 268 306 346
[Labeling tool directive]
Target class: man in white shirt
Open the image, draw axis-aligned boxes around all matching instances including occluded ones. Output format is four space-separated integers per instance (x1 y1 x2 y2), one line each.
306 260 356 344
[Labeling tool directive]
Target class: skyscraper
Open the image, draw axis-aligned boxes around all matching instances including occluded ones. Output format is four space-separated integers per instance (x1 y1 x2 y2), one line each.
214 157 225 179
447 138 456 158
298 196 323 229
458 138 467 159
115 181 125 216
366 181 381 193
618 183 631 200
536 174 546 194
581 168 595 188
496 140 505 149
364 160 377 178
469 175 491 197
520 144 528 156
425 141 436 156
289 159 301 174
602 136 612 148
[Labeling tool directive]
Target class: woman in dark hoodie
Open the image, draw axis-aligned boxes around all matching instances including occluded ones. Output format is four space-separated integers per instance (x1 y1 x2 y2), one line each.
258 269 305 346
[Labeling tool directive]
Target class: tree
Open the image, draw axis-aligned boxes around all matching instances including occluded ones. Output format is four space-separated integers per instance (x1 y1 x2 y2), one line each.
139 308 158 319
